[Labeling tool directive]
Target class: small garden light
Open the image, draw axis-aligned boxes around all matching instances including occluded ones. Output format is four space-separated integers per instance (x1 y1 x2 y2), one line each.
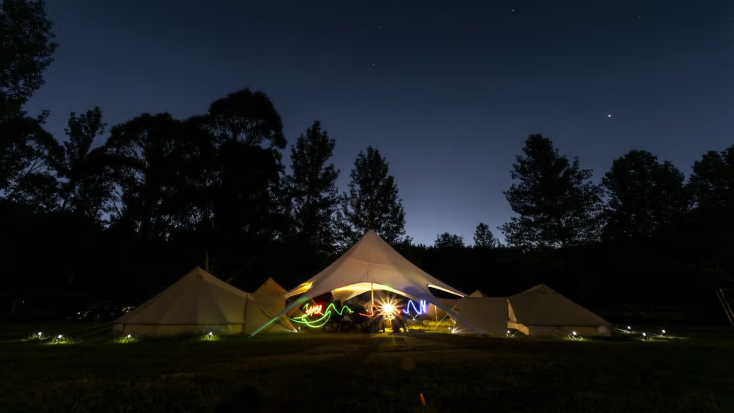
642 332 646 337
127 334 132 339
58 335 63 339
662 329 666 334
208 332 213 336
572 331 577 336
38 332 42 337
627 326 631 330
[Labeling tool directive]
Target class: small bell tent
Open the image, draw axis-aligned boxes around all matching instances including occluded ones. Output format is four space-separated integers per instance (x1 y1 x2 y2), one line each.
508 284 610 336
113 267 294 336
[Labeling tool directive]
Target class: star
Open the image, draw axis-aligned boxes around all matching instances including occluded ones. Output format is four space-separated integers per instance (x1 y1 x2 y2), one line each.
608 114 612 118
512 9 515 12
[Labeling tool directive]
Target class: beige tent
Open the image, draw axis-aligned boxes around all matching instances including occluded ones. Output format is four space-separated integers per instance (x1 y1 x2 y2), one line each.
469 290 488 298
113 267 295 336
441 296 508 336
250 230 488 336
508 284 610 336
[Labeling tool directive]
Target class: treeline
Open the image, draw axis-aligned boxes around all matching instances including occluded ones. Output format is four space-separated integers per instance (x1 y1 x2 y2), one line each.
1 1 733 322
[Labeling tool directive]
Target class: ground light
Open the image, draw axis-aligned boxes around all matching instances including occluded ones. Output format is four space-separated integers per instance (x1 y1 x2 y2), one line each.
51 334 73 345
202 332 218 341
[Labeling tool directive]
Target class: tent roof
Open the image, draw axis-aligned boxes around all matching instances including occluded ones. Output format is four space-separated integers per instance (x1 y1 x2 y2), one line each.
252 277 288 297
252 231 487 336
508 284 608 326
286 230 466 300
469 290 487 298
116 267 249 325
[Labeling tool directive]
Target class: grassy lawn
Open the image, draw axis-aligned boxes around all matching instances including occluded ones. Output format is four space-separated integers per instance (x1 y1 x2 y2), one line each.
0 322 732 412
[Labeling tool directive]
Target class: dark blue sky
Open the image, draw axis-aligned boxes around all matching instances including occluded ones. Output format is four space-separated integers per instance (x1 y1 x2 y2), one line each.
27 0 733 245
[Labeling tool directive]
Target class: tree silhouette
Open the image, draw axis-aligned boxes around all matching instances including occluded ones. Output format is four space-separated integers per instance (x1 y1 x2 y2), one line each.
601 150 688 239
500 134 602 248
204 88 286 150
104 113 201 239
434 232 465 248
340 146 406 245
474 222 500 248
51 107 111 221
286 121 341 255
688 145 734 208
0 114 60 210
0 0 58 120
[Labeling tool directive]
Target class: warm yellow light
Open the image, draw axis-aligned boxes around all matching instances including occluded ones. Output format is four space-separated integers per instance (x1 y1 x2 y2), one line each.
383 304 396 314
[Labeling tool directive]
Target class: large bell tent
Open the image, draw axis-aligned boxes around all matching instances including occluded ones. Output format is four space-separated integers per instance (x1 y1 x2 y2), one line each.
251 230 490 336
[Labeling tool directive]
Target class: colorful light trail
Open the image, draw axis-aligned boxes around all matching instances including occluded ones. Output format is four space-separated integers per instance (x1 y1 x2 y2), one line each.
403 300 427 315
289 302 353 328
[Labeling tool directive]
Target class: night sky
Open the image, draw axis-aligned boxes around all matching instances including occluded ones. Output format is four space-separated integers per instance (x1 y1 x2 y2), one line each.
27 0 733 245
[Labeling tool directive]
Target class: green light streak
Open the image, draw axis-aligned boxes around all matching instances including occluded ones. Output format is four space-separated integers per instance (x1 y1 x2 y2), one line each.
290 303 353 328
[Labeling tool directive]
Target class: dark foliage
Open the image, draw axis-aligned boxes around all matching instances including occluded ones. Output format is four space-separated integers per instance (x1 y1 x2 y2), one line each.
500 134 603 249
339 146 406 246
601 150 689 239
0 0 58 119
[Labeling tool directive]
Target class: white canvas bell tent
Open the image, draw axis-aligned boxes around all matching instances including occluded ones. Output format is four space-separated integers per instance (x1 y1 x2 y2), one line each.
113 267 295 336
508 284 610 336
249 230 488 336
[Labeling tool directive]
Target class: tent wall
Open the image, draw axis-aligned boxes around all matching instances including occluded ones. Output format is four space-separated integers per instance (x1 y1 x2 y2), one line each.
441 297 508 336
509 323 611 337
113 323 244 336
244 295 294 334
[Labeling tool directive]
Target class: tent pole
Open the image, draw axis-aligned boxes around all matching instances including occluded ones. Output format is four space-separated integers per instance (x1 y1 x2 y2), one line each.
371 283 374 315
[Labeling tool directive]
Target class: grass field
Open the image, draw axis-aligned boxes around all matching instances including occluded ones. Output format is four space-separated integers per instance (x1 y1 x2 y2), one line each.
1 322 732 412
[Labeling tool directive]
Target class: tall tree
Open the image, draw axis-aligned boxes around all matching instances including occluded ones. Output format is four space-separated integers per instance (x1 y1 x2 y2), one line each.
688 145 734 208
205 88 286 150
286 121 340 254
474 222 499 248
0 0 58 120
52 107 111 220
104 113 203 239
434 232 465 248
0 113 60 210
601 150 688 239
340 146 406 245
500 134 602 248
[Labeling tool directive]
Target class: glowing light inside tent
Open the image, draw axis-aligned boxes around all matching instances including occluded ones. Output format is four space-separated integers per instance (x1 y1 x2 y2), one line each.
403 300 427 315
376 298 401 321
289 303 353 328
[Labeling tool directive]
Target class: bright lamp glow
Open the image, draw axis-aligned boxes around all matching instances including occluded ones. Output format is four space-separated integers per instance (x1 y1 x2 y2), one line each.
57 335 63 339
572 331 577 336
642 332 647 337
662 329 666 334
627 326 631 330
38 332 42 336
127 334 132 338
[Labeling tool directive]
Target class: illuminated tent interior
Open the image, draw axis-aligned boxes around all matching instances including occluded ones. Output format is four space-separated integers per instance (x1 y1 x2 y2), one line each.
508 284 611 336
113 267 295 336
250 230 491 336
